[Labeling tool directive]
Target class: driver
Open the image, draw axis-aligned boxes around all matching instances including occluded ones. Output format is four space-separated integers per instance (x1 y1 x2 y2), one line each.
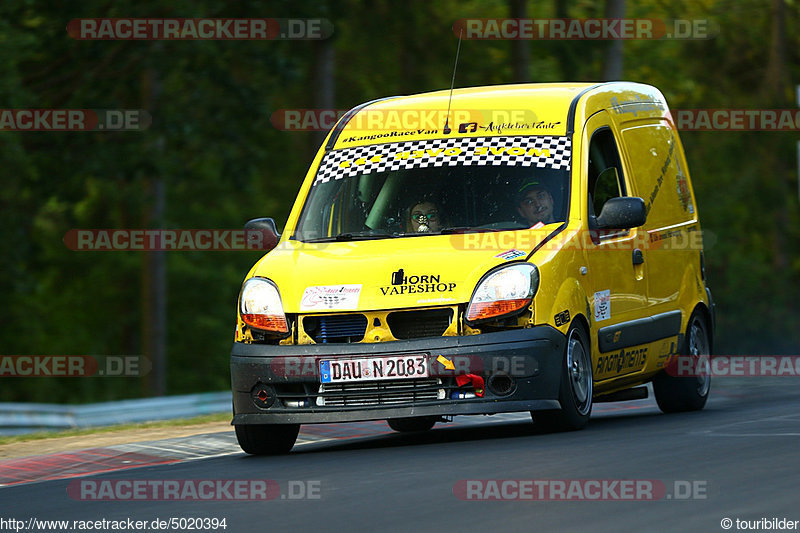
516 180 555 226
407 200 442 233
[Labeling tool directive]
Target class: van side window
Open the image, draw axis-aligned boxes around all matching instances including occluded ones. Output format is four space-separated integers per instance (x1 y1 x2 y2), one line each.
587 128 626 217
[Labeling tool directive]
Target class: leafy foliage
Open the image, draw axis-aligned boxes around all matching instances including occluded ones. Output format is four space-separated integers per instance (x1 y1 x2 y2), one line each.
1 0 798 401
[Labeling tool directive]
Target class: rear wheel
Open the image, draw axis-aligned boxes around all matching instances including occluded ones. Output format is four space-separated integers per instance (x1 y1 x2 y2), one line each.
653 310 711 413
235 424 300 455
532 322 593 431
387 416 437 432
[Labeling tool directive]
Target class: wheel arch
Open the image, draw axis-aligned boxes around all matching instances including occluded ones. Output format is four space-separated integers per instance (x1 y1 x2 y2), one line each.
570 312 591 339
690 302 714 354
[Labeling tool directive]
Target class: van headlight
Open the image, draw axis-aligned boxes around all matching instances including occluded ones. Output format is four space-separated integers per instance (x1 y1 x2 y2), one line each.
466 264 539 324
239 277 289 334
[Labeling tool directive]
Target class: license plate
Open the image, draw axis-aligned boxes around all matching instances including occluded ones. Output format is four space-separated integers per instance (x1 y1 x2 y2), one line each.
319 355 428 383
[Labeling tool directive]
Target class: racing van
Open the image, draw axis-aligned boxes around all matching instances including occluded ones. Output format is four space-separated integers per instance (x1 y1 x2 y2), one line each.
231 82 715 454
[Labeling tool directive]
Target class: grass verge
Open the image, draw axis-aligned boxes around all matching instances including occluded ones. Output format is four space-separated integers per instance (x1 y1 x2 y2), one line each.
0 412 231 446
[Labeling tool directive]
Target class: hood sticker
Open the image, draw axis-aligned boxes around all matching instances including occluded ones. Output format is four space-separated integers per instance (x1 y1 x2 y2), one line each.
495 249 527 261
300 284 362 311
380 269 456 296
315 135 571 185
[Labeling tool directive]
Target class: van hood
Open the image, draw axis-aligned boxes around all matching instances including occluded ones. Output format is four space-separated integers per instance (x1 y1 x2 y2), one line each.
249 231 550 313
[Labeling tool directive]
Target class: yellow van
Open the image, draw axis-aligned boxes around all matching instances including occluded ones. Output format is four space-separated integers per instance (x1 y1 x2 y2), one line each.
231 82 715 454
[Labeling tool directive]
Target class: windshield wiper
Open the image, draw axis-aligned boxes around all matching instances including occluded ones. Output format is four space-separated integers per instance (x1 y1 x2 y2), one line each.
440 223 527 234
304 232 394 243
439 226 497 234
335 232 394 241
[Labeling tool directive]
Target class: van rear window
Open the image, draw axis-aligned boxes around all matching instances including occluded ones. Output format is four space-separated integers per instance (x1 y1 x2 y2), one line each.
621 123 694 228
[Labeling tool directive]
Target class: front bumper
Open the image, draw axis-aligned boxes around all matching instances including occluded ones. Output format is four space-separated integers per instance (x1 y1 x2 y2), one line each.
231 326 565 425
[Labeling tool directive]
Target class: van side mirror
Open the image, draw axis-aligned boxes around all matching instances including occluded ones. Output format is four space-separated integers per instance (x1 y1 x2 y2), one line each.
596 197 647 230
244 218 280 251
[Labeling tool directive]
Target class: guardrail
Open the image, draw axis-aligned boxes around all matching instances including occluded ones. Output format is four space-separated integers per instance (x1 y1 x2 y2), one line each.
0 391 231 436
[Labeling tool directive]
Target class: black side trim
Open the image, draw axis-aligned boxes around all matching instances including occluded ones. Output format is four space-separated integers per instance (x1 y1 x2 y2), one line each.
324 96 401 151
594 386 648 403
597 310 682 353
566 83 605 135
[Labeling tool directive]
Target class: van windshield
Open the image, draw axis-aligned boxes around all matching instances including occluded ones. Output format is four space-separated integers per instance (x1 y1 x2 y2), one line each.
293 136 571 242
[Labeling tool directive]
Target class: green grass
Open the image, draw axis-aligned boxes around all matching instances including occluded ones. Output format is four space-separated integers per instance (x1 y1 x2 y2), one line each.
0 412 231 446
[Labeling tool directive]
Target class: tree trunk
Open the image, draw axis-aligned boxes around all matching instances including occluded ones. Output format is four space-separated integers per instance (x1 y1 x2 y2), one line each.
602 0 625 80
554 0 578 80
312 38 336 152
763 0 787 103
763 0 790 271
510 0 529 82
141 67 167 397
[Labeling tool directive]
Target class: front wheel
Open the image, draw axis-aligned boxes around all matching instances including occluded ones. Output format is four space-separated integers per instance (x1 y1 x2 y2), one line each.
235 424 300 455
532 322 593 431
653 310 711 413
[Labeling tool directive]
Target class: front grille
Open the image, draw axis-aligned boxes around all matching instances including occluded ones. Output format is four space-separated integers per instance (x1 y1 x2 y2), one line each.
316 378 445 407
387 309 454 339
303 314 367 343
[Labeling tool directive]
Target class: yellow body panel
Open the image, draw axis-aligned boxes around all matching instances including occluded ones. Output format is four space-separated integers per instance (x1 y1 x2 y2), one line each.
248 233 549 313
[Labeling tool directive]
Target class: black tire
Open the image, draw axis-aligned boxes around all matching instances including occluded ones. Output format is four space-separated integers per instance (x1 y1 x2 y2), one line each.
532 322 593 431
387 416 437 432
235 424 300 455
653 310 711 413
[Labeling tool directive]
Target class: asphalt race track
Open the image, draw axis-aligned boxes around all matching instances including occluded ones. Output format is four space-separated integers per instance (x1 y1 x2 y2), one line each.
2 378 799 533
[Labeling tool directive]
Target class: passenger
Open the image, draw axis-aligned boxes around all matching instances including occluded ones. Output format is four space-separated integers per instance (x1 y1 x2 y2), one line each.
407 201 442 233
516 181 556 226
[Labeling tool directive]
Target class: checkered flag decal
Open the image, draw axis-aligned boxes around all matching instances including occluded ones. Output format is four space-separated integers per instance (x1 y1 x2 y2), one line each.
314 136 571 185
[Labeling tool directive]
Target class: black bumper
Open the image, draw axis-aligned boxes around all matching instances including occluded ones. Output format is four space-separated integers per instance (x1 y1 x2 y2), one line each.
231 326 565 425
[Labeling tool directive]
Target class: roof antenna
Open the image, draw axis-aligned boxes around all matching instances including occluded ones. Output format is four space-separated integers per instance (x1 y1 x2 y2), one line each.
442 28 463 135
